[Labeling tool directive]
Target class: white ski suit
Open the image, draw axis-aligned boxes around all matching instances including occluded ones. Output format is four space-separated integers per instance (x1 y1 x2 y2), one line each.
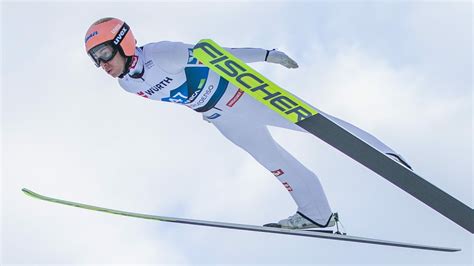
117 41 408 226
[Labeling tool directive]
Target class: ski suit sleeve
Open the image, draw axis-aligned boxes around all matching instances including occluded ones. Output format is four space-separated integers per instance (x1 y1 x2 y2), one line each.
224 47 268 63
226 47 299 68
149 42 281 74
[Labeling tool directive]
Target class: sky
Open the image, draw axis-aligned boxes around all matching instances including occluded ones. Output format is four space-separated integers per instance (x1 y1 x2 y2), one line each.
1 1 472 265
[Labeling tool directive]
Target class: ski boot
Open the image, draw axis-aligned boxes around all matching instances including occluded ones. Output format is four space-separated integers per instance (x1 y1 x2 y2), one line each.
264 212 345 234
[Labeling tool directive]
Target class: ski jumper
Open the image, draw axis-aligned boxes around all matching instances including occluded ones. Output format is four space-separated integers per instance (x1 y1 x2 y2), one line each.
118 41 406 226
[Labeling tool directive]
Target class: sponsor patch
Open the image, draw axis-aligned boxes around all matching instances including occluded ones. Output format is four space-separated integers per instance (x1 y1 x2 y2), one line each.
186 85 215 108
206 113 221 120
111 23 121 34
226 88 244 107
137 91 149 98
145 60 154 69
85 31 98 43
113 26 128 45
282 182 293 192
144 77 173 96
271 169 284 177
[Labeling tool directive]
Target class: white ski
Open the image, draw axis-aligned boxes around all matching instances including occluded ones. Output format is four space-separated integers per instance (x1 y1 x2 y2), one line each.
22 188 460 252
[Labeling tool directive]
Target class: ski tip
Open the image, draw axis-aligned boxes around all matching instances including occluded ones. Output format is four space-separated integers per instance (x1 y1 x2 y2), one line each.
197 38 213 43
195 39 216 48
22 188 36 197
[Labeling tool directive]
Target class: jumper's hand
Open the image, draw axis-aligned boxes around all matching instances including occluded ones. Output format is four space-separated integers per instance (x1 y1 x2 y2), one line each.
266 50 299 69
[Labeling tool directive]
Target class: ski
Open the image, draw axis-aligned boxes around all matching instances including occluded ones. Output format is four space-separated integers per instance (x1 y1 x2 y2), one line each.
22 188 459 252
192 39 473 234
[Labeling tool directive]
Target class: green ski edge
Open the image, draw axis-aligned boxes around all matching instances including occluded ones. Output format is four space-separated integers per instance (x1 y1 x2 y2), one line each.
193 39 317 124
22 188 460 252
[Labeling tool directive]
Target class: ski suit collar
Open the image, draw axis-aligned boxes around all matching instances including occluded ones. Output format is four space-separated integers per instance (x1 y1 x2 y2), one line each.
127 47 145 79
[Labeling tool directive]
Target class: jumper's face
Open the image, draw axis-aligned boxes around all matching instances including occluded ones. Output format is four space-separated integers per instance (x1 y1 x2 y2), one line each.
99 52 126 78
89 43 126 78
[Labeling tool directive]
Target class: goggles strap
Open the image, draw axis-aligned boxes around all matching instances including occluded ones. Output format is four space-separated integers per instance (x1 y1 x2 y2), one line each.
111 23 130 49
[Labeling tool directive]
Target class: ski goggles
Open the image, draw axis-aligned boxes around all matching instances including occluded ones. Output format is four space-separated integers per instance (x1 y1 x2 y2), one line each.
88 42 118 67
